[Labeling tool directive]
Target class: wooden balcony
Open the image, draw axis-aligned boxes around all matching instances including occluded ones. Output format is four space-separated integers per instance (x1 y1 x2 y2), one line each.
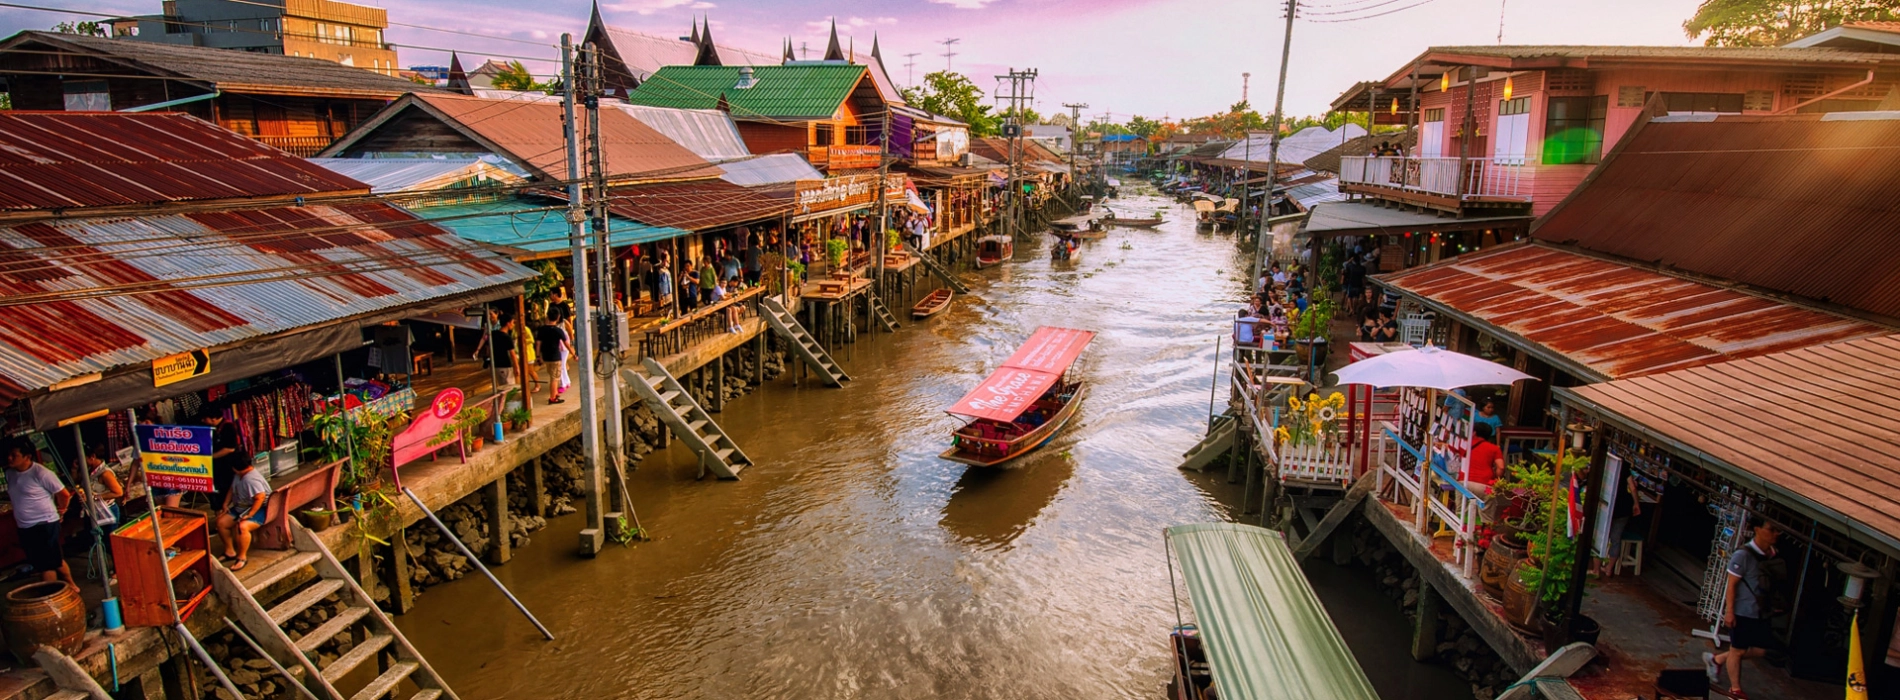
1340 156 1533 215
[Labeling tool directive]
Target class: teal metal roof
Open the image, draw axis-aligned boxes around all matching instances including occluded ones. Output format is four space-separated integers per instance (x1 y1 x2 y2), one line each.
626 64 868 119
413 199 686 257
1166 523 1380 700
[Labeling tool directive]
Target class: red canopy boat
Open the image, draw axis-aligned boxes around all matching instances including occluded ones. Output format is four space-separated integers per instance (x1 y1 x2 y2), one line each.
941 327 1095 467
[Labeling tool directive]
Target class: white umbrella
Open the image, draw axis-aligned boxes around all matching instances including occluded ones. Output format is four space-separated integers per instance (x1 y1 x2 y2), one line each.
1331 345 1534 391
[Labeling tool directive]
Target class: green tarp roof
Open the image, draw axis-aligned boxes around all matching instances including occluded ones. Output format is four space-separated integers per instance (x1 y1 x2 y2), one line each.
413 199 687 257
627 64 868 119
1166 523 1380 700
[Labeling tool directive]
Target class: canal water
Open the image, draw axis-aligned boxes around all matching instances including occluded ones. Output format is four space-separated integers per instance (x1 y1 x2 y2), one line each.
395 189 1470 699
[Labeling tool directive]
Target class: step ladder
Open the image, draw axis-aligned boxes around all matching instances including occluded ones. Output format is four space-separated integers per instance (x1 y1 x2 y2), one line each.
867 295 899 332
626 357 754 479
912 249 970 294
758 297 851 387
213 521 455 700
1178 414 1237 472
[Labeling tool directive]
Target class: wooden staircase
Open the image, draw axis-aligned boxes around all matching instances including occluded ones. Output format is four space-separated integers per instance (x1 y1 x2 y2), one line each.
758 297 851 387
1178 414 1236 472
626 357 754 479
913 249 970 293
867 295 900 332
213 521 454 700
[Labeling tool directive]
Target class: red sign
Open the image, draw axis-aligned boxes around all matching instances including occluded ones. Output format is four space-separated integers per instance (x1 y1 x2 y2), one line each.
1001 327 1096 374
947 326 1095 422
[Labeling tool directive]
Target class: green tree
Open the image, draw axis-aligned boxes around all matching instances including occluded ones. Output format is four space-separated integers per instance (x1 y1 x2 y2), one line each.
999 106 1042 125
901 71 1000 136
53 21 108 36
1126 115 1164 139
490 61 555 93
1684 0 1898 46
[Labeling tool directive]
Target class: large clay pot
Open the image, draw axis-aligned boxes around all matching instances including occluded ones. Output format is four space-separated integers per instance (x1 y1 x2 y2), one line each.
1501 563 1540 632
4 581 84 663
1480 535 1528 597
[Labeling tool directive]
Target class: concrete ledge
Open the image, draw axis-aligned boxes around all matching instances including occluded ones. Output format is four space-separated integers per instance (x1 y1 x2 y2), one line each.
1361 497 1544 674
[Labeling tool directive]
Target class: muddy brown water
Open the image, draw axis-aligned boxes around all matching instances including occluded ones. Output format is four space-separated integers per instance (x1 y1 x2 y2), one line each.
394 189 1470 699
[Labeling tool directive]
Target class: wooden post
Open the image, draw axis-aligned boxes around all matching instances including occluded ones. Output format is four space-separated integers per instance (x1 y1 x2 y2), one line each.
527 455 548 518
485 477 511 565
1411 583 1441 661
516 294 532 420
754 330 766 385
711 351 727 412
384 527 415 614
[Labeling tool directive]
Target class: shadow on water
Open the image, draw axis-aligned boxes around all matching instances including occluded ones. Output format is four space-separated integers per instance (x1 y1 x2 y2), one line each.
939 450 1076 549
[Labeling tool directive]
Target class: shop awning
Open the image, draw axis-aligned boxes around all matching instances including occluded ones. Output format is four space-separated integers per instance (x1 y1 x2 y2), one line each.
1304 201 1529 237
414 199 684 259
1375 242 1889 382
947 327 1093 421
1166 523 1380 700
1558 333 1900 557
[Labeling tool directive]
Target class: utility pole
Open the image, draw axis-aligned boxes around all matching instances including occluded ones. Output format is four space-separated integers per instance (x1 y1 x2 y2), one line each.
874 105 892 332
1242 72 1251 105
903 52 921 84
1063 102 1087 195
1256 0 1298 282
561 33 606 557
940 38 959 70
994 67 1037 238
582 41 626 523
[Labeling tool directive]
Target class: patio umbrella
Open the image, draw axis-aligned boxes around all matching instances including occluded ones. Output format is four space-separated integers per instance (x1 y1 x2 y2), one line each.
1331 345 1534 391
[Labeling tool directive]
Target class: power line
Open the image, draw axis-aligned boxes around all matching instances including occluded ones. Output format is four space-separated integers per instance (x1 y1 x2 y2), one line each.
940 38 959 71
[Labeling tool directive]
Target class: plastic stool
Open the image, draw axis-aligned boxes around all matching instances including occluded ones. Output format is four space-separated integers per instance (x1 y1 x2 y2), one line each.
1615 535 1644 576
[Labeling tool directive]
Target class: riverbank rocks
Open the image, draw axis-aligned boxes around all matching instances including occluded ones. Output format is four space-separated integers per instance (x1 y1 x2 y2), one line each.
1343 515 1514 700
198 580 352 699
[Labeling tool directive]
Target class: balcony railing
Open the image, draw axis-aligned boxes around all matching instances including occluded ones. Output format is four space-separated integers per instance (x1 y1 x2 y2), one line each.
1340 156 1529 201
252 135 333 157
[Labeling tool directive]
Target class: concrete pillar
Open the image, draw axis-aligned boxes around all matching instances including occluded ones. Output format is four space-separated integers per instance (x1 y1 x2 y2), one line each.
712 352 726 412
754 330 766 385
1411 583 1442 661
526 455 547 518
485 478 511 565
383 527 415 614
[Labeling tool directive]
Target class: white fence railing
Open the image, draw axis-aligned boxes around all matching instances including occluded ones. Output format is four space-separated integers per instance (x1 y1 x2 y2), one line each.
1279 440 1354 485
1371 421 1485 578
1340 156 1529 201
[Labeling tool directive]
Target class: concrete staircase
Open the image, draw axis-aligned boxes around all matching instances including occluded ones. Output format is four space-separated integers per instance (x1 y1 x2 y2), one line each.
867 295 900 332
626 357 754 479
1178 414 1236 472
758 297 851 387
913 249 970 293
214 521 455 700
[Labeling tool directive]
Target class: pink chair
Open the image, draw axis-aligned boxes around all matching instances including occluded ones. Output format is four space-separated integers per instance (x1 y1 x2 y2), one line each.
393 388 467 470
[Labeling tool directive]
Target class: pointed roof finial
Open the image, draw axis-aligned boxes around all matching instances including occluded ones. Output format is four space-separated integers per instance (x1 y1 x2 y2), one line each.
689 17 700 45
783 37 794 64
694 17 723 66
824 18 844 61
871 33 882 61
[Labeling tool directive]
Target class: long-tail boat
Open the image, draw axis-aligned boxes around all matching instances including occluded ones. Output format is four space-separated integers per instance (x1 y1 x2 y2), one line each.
941 327 1095 467
975 234 1013 268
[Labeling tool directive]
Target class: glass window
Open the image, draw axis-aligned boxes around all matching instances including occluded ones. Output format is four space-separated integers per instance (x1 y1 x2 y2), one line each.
1542 95 1607 165
1494 97 1531 163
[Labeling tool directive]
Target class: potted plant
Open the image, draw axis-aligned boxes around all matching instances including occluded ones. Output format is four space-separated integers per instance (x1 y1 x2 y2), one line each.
503 406 532 432
1480 459 1552 596
886 226 903 253
825 238 849 272
432 406 489 454
1291 296 1335 364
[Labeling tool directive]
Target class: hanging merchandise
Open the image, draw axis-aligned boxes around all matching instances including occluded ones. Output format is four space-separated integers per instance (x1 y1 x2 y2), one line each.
224 380 313 455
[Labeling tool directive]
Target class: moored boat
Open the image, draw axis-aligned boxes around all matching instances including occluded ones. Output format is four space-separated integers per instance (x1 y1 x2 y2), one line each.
941 327 1095 467
1051 236 1081 263
1103 207 1166 227
912 288 954 318
1051 213 1106 240
975 234 1013 268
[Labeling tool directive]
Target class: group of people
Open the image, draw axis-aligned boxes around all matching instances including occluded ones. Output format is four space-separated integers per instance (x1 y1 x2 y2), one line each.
1233 262 1308 348
1368 141 1405 157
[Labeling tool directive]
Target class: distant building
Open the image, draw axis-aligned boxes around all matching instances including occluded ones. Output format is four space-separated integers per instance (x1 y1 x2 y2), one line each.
409 65 450 82
1023 123 1071 150
116 0 398 75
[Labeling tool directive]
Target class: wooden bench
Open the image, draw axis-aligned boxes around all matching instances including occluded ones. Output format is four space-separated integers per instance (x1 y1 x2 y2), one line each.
254 458 342 551
393 387 467 470
412 351 434 376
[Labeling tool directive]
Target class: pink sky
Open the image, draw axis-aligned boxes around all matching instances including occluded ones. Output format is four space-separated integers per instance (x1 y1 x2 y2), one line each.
6 0 1713 121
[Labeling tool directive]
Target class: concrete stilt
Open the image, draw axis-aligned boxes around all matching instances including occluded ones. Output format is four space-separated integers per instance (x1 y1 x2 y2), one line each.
1411 583 1442 661
486 477 511 565
527 455 548 518
385 526 416 614
753 330 766 385
712 351 726 412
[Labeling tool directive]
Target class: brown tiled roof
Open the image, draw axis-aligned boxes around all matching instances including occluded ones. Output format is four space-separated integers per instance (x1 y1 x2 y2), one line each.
1533 111 1900 322
324 93 721 183
0 112 364 210
0 31 430 99
1562 333 1900 552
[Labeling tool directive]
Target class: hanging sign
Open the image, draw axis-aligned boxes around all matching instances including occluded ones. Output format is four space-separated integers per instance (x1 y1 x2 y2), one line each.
134 424 216 493
152 349 211 387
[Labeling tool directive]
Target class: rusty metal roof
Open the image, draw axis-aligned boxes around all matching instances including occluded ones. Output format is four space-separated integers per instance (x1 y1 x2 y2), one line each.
601 180 790 232
0 31 431 99
321 93 722 183
1562 333 1900 553
0 202 535 402
0 112 366 211
1376 243 1890 381
1534 112 1900 322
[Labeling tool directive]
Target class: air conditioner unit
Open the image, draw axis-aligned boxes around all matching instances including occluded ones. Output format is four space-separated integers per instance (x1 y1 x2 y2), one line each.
959 152 974 167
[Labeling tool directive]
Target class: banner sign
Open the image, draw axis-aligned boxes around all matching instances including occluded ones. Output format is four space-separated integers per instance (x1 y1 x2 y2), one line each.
152 349 210 387
794 175 878 215
134 424 216 493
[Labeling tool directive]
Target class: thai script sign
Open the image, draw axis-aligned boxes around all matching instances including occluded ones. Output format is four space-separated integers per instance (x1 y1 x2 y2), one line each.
134 424 215 493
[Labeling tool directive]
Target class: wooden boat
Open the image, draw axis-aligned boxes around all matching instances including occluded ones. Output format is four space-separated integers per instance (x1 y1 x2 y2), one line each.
1050 213 1106 240
941 327 1095 467
975 234 1013 268
912 288 954 318
1103 208 1166 227
1051 236 1081 263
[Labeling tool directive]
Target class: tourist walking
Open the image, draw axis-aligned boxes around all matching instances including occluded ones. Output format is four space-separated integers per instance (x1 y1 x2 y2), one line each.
1706 518 1780 699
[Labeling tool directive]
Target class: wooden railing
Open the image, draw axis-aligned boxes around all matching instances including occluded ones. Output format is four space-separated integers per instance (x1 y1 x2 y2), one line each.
1371 421 1485 578
252 135 333 157
1340 156 1528 201
637 285 765 359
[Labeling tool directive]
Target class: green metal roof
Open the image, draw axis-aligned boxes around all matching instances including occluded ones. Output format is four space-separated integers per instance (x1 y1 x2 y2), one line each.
626 64 868 119
1166 523 1380 700
414 199 686 257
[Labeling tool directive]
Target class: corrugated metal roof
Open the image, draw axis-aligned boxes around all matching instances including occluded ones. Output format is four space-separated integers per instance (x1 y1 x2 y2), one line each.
1287 179 1345 210
626 64 870 119
595 24 776 83
1217 126 1367 166
1532 112 1900 322
306 157 527 193
1563 333 1900 553
0 112 367 211
1305 201 1528 235
411 197 684 258
716 153 823 187
1423 44 1900 65
1377 243 1891 381
0 202 534 401
610 104 750 162
0 31 431 98
1167 523 1380 700
323 93 721 183
601 180 791 232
